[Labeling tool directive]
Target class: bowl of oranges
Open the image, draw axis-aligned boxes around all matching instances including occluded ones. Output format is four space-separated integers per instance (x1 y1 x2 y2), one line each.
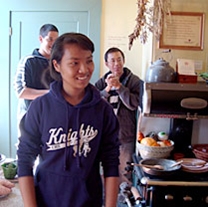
137 131 174 159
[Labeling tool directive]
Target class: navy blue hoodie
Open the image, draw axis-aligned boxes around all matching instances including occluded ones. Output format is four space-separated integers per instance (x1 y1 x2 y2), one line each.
17 81 120 207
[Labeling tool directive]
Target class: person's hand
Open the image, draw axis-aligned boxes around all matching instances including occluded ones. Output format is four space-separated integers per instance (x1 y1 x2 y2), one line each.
105 74 114 86
105 74 114 92
111 76 121 89
105 74 121 92
0 179 15 196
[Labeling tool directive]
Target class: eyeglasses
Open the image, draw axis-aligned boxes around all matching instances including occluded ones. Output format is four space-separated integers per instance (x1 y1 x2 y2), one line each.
44 36 57 43
107 58 122 65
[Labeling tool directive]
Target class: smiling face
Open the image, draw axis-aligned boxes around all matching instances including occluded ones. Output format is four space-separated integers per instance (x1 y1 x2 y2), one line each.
39 31 59 59
105 51 124 77
53 44 94 95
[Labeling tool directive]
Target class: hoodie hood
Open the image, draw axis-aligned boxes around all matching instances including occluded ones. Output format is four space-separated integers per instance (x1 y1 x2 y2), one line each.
50 81 102 108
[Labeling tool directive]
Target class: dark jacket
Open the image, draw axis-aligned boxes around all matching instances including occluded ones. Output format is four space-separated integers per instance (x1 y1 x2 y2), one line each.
17 81 120 207
95 67 142 144
13 49 53 120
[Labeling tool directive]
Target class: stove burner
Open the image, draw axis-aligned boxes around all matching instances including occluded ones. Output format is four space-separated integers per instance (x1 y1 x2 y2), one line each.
132 154 208 207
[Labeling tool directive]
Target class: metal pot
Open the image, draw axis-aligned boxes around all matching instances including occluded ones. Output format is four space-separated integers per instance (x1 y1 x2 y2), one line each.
146 58 176 83
139 158 181 176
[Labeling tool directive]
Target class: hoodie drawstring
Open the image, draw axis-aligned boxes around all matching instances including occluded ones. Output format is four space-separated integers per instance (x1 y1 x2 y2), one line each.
64 107 81 170
64 104 69 171
76 108 81 168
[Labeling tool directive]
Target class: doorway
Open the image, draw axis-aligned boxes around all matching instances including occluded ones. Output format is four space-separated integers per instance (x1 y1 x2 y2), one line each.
0 1 101 157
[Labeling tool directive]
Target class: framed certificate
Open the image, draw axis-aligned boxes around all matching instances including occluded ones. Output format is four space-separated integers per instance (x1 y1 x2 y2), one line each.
159 12 205 50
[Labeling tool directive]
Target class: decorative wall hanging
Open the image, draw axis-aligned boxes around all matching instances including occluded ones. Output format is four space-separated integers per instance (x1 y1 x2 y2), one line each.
159 12 204 50
129 0 171 50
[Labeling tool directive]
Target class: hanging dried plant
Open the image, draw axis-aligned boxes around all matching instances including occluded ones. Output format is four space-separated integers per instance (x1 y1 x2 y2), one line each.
129 0 171 50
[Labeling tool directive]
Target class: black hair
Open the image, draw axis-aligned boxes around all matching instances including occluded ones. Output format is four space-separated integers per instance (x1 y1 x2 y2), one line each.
50 32 94 81
104 47 125 62
39 24 59 37
41 66 54 89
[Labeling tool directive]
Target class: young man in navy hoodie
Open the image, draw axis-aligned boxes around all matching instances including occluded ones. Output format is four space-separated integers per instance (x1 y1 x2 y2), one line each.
17 33 120 207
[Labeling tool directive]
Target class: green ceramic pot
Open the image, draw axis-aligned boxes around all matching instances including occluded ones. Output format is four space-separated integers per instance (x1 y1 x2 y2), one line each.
1 162 17 179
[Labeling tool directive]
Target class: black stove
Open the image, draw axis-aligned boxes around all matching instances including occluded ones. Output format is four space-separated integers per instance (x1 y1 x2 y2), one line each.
130 82 208 206
132 154 208 207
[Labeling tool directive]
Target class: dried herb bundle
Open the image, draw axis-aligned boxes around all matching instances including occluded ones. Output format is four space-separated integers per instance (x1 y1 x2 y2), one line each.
129 0 171 49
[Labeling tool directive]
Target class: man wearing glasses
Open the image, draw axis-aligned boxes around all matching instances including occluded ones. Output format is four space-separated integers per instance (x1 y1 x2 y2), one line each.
95 47 142 184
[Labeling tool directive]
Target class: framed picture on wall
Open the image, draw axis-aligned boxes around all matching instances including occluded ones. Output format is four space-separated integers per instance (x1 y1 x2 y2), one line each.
159 12 205 50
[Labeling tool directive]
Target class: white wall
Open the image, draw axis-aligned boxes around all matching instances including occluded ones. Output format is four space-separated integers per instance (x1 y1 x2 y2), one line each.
153 0 208 75
101 0 208 80
100 0 147 79
101 0 208 145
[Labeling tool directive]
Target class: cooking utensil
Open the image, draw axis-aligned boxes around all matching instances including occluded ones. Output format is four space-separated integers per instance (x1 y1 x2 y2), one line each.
129 162 164 170
170 160 183 168
139 158 181 176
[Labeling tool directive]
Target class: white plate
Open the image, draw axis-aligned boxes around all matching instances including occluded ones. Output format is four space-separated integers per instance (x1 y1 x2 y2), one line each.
177 158 208 173
0 154 6 164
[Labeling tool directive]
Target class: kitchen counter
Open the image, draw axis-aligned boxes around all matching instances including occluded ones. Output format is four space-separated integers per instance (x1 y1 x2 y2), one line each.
0 167 23 207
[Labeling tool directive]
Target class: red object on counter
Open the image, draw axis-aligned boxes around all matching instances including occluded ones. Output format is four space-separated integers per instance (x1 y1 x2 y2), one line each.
173 152 184 160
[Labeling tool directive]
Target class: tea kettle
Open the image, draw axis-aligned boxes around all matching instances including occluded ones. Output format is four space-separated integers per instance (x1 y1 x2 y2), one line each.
145 58 176 83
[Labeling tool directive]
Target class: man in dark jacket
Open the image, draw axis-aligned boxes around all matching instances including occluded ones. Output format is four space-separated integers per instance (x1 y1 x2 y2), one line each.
95 47 142 184
14 24 59 122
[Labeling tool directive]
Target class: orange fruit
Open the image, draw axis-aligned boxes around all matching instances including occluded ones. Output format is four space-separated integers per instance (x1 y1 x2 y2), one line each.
137 131 144 142
140 137 159 146
162 140 172 146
